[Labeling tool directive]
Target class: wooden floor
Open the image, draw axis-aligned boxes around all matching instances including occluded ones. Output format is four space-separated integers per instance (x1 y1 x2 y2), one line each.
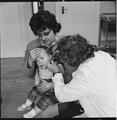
1 57 34 118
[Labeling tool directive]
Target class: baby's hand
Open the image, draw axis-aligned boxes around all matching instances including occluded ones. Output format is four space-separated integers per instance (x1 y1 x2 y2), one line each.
37 80 50 93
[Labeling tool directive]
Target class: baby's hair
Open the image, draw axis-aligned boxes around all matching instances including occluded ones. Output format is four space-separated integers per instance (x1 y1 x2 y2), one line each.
37 46 52 56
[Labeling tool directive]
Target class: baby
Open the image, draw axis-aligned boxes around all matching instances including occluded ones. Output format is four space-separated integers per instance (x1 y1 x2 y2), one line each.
17 46 59 118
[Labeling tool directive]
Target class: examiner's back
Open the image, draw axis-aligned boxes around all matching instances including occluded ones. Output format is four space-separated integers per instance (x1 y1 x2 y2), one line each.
78 50 117 117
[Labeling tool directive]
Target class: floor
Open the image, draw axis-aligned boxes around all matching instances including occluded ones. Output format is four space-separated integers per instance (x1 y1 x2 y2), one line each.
1 57 34 118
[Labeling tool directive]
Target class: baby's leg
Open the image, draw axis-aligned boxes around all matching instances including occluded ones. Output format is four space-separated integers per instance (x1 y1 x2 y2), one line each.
28 86 40 102
17 99 32 111
17 86 38 112
35 104 59 118
23 86 40 108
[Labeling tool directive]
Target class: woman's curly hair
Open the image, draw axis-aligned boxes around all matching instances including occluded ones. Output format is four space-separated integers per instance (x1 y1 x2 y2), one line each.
29 10 61 35
57 34 98 67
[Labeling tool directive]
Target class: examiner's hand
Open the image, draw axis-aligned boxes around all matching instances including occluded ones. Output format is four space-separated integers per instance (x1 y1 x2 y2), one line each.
47 60 59 73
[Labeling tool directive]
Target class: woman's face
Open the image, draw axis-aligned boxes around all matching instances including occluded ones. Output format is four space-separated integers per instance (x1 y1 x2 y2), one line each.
35 48 51 69
37 28 56 47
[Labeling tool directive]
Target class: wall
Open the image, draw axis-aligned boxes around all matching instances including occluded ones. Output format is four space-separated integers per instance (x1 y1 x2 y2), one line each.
44 2 56 15
1 3 22 58
44 1 116 46
100 1 116 13
0 2 35 58
18 3 35 54
55 2 100 45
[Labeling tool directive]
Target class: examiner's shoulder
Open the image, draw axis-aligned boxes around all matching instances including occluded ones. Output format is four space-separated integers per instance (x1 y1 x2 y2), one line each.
26 38 42 51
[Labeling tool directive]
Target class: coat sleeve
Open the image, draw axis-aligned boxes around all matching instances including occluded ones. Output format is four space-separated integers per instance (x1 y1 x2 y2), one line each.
52 68 91 103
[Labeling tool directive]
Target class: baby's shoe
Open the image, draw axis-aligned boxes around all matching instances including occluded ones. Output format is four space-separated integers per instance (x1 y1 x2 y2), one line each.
23 109 37 118
17 104 31 111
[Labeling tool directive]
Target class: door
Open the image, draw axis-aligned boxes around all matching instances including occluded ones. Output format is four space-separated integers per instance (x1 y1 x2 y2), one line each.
56 2 100 45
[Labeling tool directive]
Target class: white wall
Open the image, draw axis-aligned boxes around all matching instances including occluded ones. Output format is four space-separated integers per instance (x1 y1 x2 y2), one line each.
44 2 56 15
55 2 100 45
100 1 116 13
18 3 35 54
0 2 35 58
1 3 22 58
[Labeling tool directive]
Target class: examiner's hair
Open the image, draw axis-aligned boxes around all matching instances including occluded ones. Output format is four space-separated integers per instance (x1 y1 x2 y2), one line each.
29 10 61 35
57 34 98 67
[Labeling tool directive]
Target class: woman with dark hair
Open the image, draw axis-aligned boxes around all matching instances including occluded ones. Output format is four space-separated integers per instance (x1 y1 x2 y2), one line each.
47 34 117 117
19 10 83 118
22 10 61 75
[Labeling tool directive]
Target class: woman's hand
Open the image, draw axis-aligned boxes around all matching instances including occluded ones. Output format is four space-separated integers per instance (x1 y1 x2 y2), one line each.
30 48 42 60
47 60 59 73
28 48 41 67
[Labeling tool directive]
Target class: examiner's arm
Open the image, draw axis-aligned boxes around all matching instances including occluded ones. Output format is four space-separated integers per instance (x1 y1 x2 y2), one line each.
52 69 91 103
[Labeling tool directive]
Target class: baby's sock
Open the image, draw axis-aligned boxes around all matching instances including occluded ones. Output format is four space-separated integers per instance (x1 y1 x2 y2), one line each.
17 99 32 112
23 107 42 118
25 99 32 106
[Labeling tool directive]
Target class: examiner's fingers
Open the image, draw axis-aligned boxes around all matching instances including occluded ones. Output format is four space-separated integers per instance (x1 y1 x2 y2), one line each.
47 60 59 73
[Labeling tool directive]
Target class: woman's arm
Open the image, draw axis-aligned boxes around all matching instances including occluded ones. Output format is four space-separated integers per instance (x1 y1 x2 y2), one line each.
21 47 36 77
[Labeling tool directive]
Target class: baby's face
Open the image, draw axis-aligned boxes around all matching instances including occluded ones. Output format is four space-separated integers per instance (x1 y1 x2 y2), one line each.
35 49 51 69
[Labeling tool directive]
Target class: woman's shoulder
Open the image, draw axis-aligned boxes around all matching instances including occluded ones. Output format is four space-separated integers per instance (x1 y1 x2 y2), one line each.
27 38 42 51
